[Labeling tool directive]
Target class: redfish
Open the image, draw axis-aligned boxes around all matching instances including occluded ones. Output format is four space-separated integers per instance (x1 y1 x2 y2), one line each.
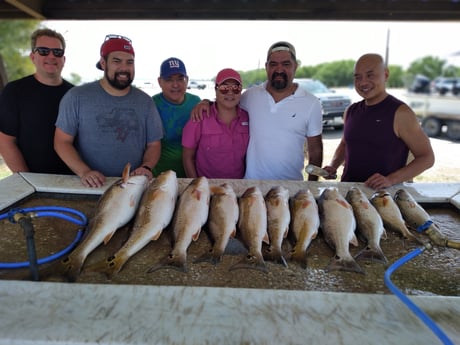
230 186 269 273
60 163 148 281
264 186 290 267
147 176 210 273
289 189 319 268
318 187 364 274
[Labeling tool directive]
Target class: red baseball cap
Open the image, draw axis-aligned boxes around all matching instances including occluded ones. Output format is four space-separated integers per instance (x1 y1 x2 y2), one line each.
96 35 135 70
215 68 242 85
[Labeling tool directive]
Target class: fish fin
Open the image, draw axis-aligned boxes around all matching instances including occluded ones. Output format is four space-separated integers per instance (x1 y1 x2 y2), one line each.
350 233 359 247
121 163 131 185
282 226 289 239
290 245 308 269
302 200 312 208
85 254 126 278
192 228 202 241
337 198 352 209
151 231 162 241
381 229 388 240
210 185 224 195
354 246 388 265
229 253 268 273
194 249 222 265
264 246 288 267
39 255 84 283
230 228 237 238
192 188 202 201
103 230 117 245
147 253 188 273
326 255 365 274
262 232 270 245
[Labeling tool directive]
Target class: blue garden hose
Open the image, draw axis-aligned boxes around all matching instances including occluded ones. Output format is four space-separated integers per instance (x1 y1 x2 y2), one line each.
384 246 454 345
0 206 87 269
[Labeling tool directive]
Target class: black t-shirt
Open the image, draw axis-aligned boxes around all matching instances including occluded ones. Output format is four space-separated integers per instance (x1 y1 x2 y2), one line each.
0 75 74 174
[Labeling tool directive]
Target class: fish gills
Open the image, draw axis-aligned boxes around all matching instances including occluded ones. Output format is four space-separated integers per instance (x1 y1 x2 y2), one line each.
195 183 239 264
61 163 148 281
264 186 291 267
346 187 388 264
90 170 179 277
370 190 419 242
289 189 319 268
230 186 269 273
148 176 210 273
318 187 363 274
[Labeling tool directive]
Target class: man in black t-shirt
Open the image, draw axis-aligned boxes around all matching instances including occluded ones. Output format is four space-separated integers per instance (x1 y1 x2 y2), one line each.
0 28 73 175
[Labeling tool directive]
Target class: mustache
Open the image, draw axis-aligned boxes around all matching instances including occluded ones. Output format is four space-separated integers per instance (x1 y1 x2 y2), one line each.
271 72 287 80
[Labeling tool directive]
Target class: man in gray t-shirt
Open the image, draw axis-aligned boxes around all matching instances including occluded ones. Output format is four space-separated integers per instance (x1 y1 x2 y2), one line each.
55 34 163 188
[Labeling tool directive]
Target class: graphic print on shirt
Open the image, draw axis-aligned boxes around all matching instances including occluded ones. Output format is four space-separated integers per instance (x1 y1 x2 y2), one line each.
96 108 140 143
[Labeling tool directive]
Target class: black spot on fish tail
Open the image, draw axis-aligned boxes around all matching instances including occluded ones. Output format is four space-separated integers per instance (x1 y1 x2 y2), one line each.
84 255 123 279
147 253 188 273
229 254 268 273
354 246 388 265
326 255 365 275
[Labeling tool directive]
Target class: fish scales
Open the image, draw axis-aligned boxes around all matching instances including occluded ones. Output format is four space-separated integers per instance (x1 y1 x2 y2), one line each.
264 186 290 267
370 190 419 243
230 186 269 273
346 187 388 264
148 176 210 273
289 189 319 268
196 183 239 264
318 187 363 274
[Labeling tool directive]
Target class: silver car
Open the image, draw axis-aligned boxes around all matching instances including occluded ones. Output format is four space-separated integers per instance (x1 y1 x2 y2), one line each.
295 78 351 129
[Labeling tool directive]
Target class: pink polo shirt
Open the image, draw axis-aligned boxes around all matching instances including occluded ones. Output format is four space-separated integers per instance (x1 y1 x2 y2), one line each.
182 103 249 178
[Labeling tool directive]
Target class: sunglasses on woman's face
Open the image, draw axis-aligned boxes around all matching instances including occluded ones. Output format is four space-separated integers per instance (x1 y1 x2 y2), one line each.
33 47 65 57
216 84 242 95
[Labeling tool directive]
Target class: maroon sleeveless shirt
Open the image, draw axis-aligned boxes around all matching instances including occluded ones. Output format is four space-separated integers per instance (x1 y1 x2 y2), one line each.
341 95 409 182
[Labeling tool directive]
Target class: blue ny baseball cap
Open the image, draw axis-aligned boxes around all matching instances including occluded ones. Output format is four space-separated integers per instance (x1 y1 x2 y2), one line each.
160 57 187 79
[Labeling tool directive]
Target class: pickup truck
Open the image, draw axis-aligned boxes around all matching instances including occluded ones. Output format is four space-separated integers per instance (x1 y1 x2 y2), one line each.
405 92 460 140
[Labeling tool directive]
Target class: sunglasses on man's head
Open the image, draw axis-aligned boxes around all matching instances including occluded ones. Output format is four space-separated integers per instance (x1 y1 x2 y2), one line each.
33 47 65 57
216 84 242 95
104 34 132 43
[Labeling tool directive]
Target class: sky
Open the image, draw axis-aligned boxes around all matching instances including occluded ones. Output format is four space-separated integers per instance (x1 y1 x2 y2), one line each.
45 20 460 84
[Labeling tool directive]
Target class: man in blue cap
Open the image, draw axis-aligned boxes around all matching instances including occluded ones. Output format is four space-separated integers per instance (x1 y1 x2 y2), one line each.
152 57 201 177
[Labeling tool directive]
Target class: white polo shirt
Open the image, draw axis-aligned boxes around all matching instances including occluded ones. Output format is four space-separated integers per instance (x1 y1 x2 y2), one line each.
240 81 322 180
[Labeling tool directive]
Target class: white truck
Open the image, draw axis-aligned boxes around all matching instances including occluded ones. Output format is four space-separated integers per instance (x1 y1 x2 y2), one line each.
405 92 460 141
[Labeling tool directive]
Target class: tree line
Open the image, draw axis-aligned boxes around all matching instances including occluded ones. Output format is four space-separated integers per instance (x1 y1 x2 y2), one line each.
1 20 460 90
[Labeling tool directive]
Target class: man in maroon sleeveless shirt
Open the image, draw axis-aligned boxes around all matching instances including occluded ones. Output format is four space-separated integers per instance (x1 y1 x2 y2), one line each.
323 53 434 190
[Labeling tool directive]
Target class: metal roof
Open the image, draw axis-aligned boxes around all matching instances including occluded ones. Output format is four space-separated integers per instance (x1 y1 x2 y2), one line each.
1 0 460 21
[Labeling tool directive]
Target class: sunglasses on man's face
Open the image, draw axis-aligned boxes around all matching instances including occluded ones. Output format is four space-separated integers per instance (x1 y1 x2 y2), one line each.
216 84 242 95
33 47 65 57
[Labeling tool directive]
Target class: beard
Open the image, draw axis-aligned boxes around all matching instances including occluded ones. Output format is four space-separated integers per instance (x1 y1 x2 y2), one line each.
270 72 288 90
105 70 133 90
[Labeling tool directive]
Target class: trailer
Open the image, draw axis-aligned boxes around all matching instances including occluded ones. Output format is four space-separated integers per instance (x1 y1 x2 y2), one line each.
405 92 460 140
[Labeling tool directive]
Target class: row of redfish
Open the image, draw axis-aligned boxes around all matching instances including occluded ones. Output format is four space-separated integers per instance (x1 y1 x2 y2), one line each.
58 165 444 281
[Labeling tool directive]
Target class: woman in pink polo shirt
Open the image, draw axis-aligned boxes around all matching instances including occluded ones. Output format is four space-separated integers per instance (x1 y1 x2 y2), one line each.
182 68 249 178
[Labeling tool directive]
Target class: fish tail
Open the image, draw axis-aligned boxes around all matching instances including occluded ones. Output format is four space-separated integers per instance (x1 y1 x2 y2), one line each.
59 254 85 282
326 255 365 274
290 246 308 269
229 252 268 273
147 252 188 273
264 246 288 267
194 248 223 265
425 225 460 248
85 254 127 279
354 245 388 264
